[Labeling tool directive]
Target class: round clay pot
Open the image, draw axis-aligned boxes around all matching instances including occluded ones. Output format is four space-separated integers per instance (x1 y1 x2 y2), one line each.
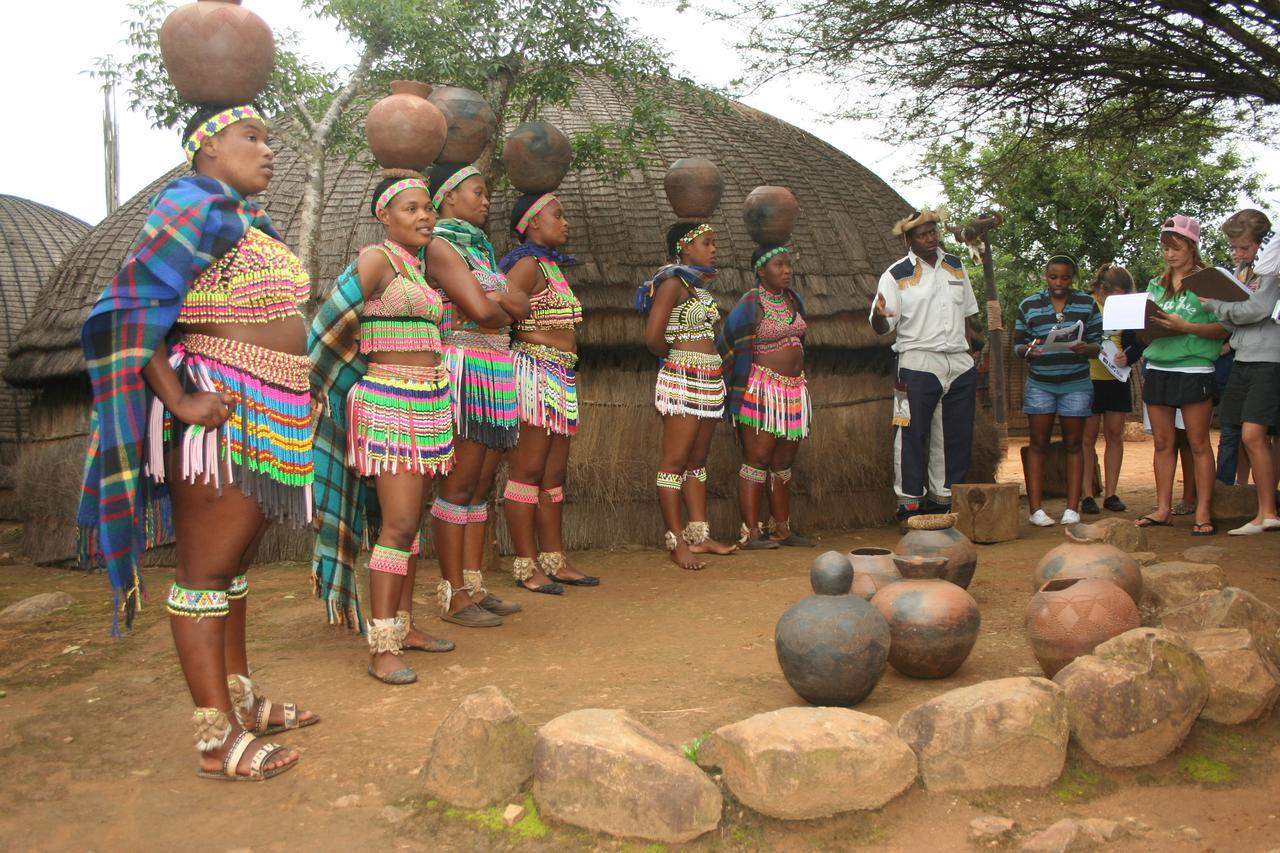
427 86 497 164
664 158 723 219
1032 524 1142 604
893 516 979 589
775 553 890 706
848 547 900 600
871 556 981 679
1025 577 1140 677
503 121 572 194
365 81 447 172
743 185 799 244
160 0 275 106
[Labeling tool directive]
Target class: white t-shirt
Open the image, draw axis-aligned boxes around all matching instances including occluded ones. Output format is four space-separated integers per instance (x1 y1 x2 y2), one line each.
870 249 979 353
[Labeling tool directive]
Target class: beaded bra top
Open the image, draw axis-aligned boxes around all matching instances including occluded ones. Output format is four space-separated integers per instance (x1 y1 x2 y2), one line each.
514 260 582 332
754 288 806 354
178 227 308 325
665 286 719 344
359 242 444 356
436 240 509 336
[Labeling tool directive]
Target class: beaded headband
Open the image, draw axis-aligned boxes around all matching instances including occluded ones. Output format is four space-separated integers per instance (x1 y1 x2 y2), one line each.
754 246 789 271
375 178 429 216
676 223 713 255
516 193 557 235
183 105 262 165
432 165 481 209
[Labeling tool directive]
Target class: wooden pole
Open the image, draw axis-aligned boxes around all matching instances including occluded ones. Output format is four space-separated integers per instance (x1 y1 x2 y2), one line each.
982 235 1007 435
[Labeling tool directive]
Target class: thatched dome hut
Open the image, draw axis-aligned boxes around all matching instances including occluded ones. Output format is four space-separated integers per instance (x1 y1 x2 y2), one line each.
5 76 998 564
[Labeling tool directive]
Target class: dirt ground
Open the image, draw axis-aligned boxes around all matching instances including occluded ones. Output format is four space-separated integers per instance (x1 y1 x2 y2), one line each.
1 436 1278 852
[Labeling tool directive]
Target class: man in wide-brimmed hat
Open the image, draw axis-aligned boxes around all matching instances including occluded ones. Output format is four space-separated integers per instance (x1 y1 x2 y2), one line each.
870 207 982 520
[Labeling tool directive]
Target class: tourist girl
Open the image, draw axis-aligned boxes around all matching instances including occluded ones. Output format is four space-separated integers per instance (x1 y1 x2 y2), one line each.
637 222 737 570
80 106 315 779
1013 255 1103 526
721 243 813 548
499 193 600 590
1136 215 1228 534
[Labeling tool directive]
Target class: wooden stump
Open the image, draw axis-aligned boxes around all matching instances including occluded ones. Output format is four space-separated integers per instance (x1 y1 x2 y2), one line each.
1019 441 1102 498
953 483 1020 544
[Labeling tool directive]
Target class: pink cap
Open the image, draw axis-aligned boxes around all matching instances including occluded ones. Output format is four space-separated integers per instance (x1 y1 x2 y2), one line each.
1160 214 1201 244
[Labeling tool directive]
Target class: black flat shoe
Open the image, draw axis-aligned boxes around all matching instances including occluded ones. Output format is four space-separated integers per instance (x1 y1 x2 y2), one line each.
1080 497 1100 514
520 581 564 595
548 573 600 587
1103 495 1127 512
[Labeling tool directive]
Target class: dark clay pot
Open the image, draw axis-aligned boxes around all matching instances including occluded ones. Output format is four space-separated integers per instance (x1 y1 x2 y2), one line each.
366 81 447 172
743 185 799 244
503 121 572 194
894 519 978 589
664 158 723 219
871 556 981 679
1032 524 1142 604
160 0 275 106
848 547 900 600
427 86 497 164
1025 577 1140 677
775 552 890 706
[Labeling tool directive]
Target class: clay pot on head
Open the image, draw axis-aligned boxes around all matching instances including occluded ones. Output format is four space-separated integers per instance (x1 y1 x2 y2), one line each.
664 158 723 219
743 185 799 244
774 552 891 706
503 121 572 194
848 547 901 600
365 81 447 172
427 86 497 165
1032 524 1142 604
871 556 981 679
1025 577 1140 677
894 514 979 589
160 0 275 106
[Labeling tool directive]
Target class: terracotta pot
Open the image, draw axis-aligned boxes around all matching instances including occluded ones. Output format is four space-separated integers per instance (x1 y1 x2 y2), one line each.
848 547 900 600
160 0 275 106
427 86 497 164
664 158 723 219
1025 577 1140 677
365 81 447 172
503 121 572 194
893 516 979 589
743 185 799 244
774 552 891 706
871 556 981 679
1032 524 1142 604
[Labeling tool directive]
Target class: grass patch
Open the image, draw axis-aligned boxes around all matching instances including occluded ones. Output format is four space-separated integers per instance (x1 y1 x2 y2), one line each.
680 732 709 763
1179 755 1232 785
445 794 549 840
1054 760 1116 804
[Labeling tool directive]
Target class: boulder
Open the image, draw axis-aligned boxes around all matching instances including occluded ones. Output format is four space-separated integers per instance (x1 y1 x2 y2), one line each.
1129 552 1158 566
533 709 721 842
1211 482 1257 521
1161 587 1280 671
1183 628 1280 724
1021 818 1123 852
1081 517 1146 553
896 677 1068 791
423 686 536 808
970 815 1016 840
0 591 76 624
1053 628 1209 767
1139 562 1227 624
1181 545 1227 564
699 707 915 819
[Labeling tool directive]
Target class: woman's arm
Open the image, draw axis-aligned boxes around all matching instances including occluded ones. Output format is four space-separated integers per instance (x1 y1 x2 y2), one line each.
505 257 541 296
142 350 233 428
355 248 395 301
644 279 683 358
1150 312 1229 339
426 239 510 326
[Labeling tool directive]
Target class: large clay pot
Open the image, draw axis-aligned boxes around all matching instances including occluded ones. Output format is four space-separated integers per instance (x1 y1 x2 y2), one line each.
894 515 979 589
664 158 723 219
365 81 447 172
743 185 799 244
503 121 572 194
160 0 275 105
775 551 891 706
1032 524 1142 604
1025 577 1140 677
848 547 900 600
427 86 497 164
871 556 981 679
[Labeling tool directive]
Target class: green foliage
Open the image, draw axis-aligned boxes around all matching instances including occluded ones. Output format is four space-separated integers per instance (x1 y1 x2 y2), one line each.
680 732 708 763
1053 758 1115 804
444 794 549 840
1179 755 1233 785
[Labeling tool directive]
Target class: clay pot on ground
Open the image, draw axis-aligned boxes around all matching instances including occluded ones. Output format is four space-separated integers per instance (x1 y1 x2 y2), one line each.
160 0 275 105
365 81 447 172
664 158 723 219
848 548 900 600
775 551 891 706
894 515 978 589
503 121 572 194
1033 524 1142 604
427 86 497 164
742 185 799 244
1026 577 1140 677
871 556 981 679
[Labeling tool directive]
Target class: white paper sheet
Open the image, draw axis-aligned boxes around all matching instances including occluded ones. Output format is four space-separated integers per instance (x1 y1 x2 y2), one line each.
1098 340 1131 382
1037 320 1084 353
1102 292 1154 331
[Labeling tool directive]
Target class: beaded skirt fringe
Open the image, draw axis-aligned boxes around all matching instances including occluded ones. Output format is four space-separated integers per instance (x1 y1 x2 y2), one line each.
347 362 455 477
736 363 811 440
512 342 579 436
443 336 519 449
655 349 725 419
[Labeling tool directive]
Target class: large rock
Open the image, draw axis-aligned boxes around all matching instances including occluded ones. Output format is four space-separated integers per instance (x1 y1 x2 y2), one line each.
699 707 915 819
1183 628 1280 724
0 591 76 624
1080 517 1146 553
1211 482 1257 521
423 686 535 808
533 709 721 843
1139 562 1227 624
896 677 1068 791
1181 545 1227 564
1161 587 1280 671
1053 628 1209 767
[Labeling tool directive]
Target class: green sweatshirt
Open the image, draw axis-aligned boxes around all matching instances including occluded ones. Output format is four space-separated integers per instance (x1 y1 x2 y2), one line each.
1142 278 1221 369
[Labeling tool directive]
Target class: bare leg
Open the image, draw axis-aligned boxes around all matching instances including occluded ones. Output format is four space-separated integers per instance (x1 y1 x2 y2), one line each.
1144 405 1177 524
1181 400 1217 530
1082 413 1102 499
737 426 774 537
685 416 736 555
658 414 704 569
436 439 485 614
767 438 802 539
537 434 592 581
504 423 554 588
1241 422 1279 524
369 469 428 679
1101 410 1126 499
1061 415 1087 512
1024 413 1056 514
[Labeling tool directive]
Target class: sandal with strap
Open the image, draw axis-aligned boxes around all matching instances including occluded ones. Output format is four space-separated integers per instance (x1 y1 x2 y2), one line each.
228 674 320 736
196 729 296 782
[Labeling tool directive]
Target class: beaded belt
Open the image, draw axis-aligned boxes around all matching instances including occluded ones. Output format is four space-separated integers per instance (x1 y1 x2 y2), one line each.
752 363 806 387
181 333 310 392
664 349 722 369
447 329 511 353
512 340 578 369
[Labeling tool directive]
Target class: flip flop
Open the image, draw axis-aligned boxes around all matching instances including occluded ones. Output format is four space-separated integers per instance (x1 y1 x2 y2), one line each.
1191 522 1217 536
1135 515 1171 528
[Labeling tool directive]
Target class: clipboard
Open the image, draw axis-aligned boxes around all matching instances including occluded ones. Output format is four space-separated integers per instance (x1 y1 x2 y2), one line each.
1182 267 1251 302
1137 299 1178 342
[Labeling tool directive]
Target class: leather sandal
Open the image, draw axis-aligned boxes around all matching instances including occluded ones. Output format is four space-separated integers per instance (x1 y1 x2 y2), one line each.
441 603 504 626
192 710 296 782
228 675 320 736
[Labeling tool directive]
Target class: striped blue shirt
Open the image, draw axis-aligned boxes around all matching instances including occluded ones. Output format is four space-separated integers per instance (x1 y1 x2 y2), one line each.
1014 289 1103 391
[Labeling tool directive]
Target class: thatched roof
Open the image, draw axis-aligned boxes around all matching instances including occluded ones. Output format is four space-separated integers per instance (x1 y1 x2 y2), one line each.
6 75 912 387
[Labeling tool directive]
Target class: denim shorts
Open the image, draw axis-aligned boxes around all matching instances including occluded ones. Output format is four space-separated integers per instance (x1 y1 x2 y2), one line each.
1023 381 1093 418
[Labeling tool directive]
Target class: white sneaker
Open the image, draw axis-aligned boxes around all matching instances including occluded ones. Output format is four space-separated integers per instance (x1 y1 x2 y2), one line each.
1060 509 1081 525
1029 509 1054 527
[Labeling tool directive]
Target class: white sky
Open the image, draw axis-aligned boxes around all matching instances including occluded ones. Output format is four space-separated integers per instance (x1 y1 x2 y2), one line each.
2 0 1276 226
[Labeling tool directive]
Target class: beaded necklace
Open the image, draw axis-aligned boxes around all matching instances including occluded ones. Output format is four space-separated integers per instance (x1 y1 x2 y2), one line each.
759 287 795 324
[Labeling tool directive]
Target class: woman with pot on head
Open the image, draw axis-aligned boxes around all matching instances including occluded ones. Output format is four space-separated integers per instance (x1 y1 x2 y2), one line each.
81 104 316 780
498 193 599 588
721 244 813 548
